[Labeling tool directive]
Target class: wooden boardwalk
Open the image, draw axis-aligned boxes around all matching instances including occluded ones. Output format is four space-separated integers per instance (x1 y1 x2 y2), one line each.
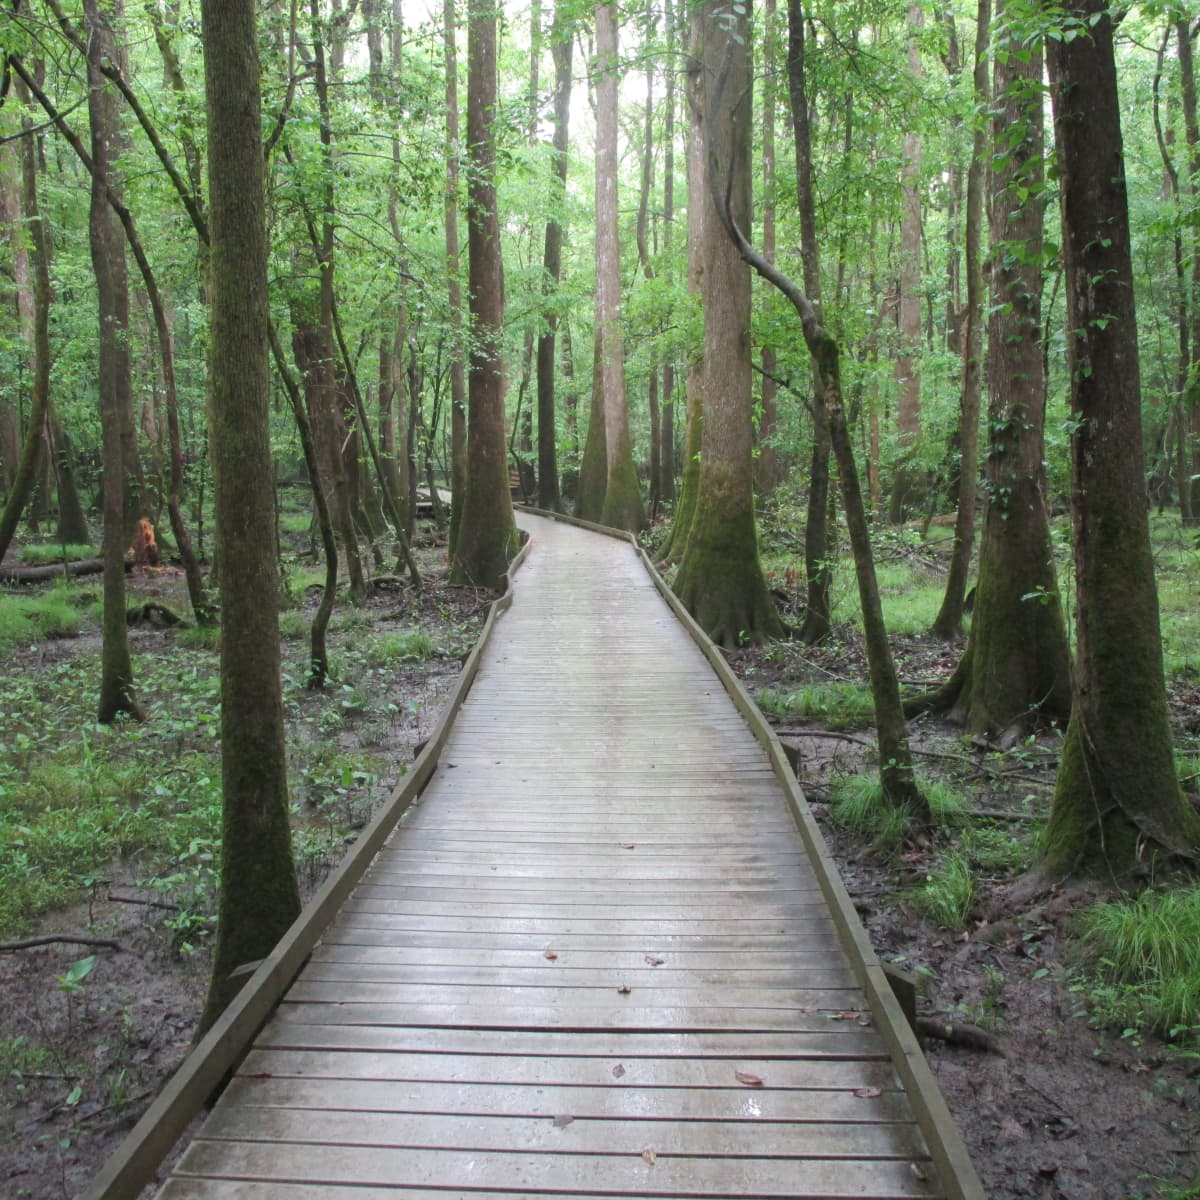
139 513 980 1199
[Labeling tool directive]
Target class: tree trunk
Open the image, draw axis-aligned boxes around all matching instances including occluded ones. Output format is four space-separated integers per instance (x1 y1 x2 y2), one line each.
787 0 833 643
575 333 608 522
660 0 678 507
930 0 988 640
536 1 572 513
594 2 645 532
757 0 780 496
198 0 301 1033
659 14 705 562
674 0 782 648
443 0 469 559
1044 1 1200 876
449 0 520 590
888 4 924 525
910 11 1071 743
85 0 142 725
0 79 52 566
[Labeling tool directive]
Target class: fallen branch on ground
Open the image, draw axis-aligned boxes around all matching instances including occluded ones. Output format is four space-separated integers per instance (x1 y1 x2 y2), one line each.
917 1016 1004 1055
0 934 123 953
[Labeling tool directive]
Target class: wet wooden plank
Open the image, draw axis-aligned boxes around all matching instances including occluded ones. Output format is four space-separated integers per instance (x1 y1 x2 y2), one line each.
197 1106 929 1160
252 1021 889 1059
173 1141 938 1197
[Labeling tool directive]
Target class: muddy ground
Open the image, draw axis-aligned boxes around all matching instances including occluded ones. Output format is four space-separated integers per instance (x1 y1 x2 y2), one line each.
1 558 1197 1199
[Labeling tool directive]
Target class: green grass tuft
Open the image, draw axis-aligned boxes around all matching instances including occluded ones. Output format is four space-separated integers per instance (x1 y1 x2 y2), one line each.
756 682 874 728
0 586 83 649
1077 887 1200 1044
912 852 975 929
367 629 436 665
828 774 907 850
17 542 98 566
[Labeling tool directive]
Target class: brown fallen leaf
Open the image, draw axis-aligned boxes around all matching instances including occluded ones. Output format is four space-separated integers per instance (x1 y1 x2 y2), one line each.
854 1086 883 1099
544 950 558 961
620 843 636 850
856 1014 872 1027
735 1071 764 1087
910 1163 928 1181
552 1114 575 1128
644 954 665 966
612 1063 626 1078
641 1149 657 1165
829 1011 860 1021
617 984 632 995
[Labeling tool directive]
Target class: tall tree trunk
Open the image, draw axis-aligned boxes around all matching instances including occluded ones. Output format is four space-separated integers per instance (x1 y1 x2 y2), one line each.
0 134 23 499
1178 17 1200 522
930 0 988 640
660 0 678 507
198 0 301 1034
449 0 520 589
911 15 1071 743
595 2 645 532
788 0 833 643
443 0 469 559
888 3 924 524
757 0 780 495
48 399 91 546
674 0 782 647
635 34 661 515
85 0 142 725
0 78 53 565
659 12 705 562
1044 0 1200 876
575 334 608 521
536 0 572 513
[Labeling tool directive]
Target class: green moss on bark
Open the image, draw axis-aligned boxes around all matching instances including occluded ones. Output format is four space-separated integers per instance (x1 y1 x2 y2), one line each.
600 454 646 532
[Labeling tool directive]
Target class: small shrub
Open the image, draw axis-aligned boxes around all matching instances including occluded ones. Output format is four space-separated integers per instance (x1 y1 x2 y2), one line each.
828 774 907 850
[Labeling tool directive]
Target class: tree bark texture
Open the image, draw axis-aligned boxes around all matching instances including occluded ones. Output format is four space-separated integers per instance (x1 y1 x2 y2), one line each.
86 0 142 725
674 0 782 649
450 0 519 590
198 0 301 1034
1044 2 1200 875
594 2 646 532
923 24 1071 740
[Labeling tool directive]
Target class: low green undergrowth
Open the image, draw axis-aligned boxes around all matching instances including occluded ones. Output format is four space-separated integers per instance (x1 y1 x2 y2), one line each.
1075 887 1200 1046
912 852 976 929
756 682 874 728
366 629 436 665
828 771 969 851
0 583 85 649
17 542 98 566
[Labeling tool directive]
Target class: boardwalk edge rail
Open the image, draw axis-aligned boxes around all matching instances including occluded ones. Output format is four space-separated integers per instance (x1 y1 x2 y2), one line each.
80 537 533 1200
519 504 986 1200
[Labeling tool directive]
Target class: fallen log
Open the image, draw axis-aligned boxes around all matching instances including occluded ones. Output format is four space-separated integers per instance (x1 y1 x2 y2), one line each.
0 557 125 585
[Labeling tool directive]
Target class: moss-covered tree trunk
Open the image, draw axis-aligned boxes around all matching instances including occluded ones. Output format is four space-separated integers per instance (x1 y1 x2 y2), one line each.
1043 1 1200 876
910 16 1071 743
198 0 301 1035
594 1 645 533
674 0 781 649
85 0 142 725
450 0 519 590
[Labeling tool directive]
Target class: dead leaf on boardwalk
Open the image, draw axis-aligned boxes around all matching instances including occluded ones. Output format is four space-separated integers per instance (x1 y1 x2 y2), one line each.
644 955 665 966
735 1071 764 1087
620 843 636 850
552 1114 575 1128
829 1011 860 1021
612 1063 626 1078
641 1149 657 1165
544 950 558 961
617 984 632 995
854 1086 883 1099
911 1163 928 1181
856 1014 872 1027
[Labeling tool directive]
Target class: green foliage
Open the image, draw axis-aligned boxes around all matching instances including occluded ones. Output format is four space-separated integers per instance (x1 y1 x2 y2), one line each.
959 823 1039 875
912 852 975 929
1076 887 1200 1045
18 543 98 565
756 682 874 727
828 774 907 850
366 629 436 665
0 585 84 649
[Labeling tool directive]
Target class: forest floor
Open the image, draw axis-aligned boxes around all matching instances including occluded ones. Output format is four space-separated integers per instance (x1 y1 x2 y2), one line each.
1 516 1198 1200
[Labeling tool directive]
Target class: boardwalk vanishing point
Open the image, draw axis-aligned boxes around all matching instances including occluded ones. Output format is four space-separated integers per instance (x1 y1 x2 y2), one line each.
83 510 984 1200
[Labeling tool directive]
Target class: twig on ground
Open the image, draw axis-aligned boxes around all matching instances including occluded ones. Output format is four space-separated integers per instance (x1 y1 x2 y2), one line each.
107 892 180 912
917 1016 1005 1055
